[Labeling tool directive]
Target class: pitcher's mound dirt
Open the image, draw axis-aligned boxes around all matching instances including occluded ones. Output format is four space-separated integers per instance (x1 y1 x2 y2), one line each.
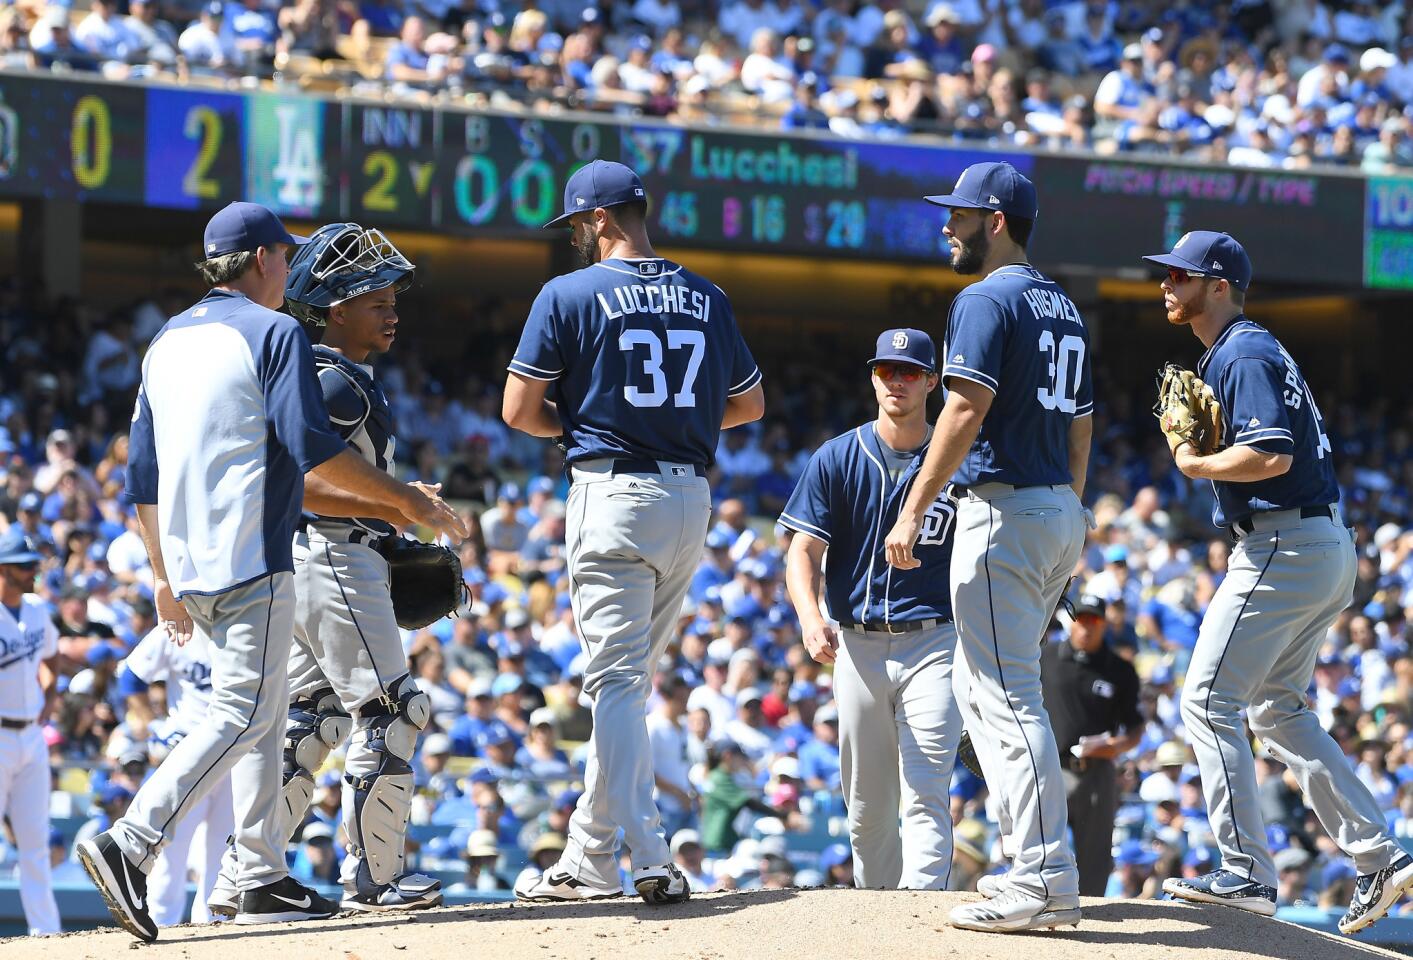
1 889 1403 959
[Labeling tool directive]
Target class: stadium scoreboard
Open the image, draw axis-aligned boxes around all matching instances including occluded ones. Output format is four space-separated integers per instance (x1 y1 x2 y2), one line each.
0 73 1400 289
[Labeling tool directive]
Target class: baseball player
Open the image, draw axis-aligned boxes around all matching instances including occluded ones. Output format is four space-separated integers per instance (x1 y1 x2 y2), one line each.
209 222 443 916
0 528 61 935
77 202 465 943
884 161 1091 932
117 626 233 926
1144 232 1413 934
780 328 962 890
503 160 764 904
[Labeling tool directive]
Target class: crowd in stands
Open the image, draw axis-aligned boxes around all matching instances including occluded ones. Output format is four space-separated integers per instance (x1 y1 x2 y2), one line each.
3 279 1413 915
3 0 1413 172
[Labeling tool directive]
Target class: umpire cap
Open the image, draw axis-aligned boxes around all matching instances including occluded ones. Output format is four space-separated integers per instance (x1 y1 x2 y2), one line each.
869 328 936 372
544 160 646 229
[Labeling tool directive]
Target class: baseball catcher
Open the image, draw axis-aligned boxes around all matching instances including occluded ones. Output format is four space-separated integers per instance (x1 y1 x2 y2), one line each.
210 223 450 915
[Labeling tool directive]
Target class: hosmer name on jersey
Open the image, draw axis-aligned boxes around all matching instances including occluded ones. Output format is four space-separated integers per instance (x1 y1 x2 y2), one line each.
597 284 711 322
1021 288 1083 325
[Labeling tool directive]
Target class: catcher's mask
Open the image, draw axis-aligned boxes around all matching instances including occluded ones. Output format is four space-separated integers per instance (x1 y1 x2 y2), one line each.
285 222 415 326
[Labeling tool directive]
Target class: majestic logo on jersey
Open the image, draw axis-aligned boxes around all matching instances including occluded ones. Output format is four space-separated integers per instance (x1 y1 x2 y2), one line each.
1248 417 1261 428
953 353 965 364
892 331 909 349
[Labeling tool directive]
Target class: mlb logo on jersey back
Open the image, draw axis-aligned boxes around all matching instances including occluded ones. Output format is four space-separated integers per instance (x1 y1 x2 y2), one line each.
639 261 661 276
892 331 909 349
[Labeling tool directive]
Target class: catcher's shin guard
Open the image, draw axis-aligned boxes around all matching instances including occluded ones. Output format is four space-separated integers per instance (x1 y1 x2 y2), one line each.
279 687 352 843
344 675 431 888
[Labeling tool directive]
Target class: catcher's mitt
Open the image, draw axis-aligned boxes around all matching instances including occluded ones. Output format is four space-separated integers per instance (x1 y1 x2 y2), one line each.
957 729 984 781
377 537 466 629
1153 363 1223 455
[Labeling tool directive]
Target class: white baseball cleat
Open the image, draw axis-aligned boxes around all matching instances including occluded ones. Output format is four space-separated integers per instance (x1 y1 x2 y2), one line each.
976 872 1011 897
207 869 240 920
515 865 624 902
949 887 1081 932
632 863 691 904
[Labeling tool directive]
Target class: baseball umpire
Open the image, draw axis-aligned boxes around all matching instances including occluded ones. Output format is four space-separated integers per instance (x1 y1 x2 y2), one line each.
781 328 961 890
209 222 448 915
1145 231 1413 934
0 528 61 935
884 161 1091 932
504 160 764 904
77 202 464 942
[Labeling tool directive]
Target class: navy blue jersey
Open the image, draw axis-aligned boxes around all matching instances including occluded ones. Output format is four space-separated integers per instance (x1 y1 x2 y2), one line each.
942 265 1093 487
779 422 954 624
126 289 345 597
1197 317 1338 528
308 345 396 536
508 258 761 466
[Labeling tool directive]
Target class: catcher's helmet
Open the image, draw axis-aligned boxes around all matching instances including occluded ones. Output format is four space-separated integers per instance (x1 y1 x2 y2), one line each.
284 222 415 325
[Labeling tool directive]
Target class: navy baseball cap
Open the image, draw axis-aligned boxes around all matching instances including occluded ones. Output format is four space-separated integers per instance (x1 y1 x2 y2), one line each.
924 161 1039 220
543 160 647 229
202 201 307 258
869 328 936 371
0 528 41 565
1141 230 1253 290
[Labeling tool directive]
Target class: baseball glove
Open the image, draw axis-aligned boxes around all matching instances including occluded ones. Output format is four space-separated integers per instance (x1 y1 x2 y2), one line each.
377 537 466 629
957 729 985 781
1153 363 1223 455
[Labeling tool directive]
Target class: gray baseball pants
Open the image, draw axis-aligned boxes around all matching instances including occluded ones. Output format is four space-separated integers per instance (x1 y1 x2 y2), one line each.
112 573 293 890
835 622 960 889
953 640 1015 859
560 459 711 883
1181 510 1403 887
288 524 407 707
950 483 1085 903
289 525 412 889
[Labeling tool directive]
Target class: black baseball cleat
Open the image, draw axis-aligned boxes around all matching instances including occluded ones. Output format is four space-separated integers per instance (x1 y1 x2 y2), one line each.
1339 854 1413 935
632 863 691 904
235 875 340 925
76 830 159 942
1163 869 1276 916
342 872 444 912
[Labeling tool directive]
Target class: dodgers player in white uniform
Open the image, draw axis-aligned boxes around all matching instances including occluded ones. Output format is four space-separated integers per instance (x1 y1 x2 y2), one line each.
77 202 465 942
504 161 764 904
0 529 62 935
885 163 1092 932
209 222 443 916
118 626 233 926
781 329 962 889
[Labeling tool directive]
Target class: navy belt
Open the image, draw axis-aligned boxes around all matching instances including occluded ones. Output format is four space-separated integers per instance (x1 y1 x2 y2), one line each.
611 459 707 479
1234 504 1334 536
838 617 949 635
0 718 31 730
